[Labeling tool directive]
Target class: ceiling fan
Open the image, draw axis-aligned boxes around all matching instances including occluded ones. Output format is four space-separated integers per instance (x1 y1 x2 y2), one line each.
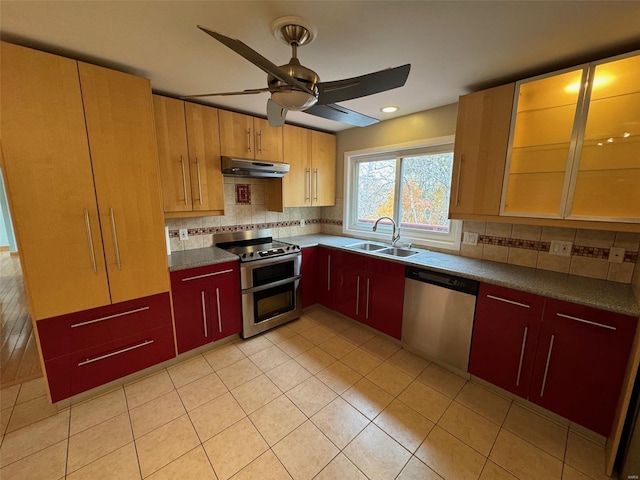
183 16 411 128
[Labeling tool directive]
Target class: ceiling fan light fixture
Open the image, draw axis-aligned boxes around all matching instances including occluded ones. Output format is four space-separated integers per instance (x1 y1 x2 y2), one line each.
381 105 399 113
271 90 318 111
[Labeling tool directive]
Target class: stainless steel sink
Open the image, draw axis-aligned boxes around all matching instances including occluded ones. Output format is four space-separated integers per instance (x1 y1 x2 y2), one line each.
377 247 421 257
346 242 387 251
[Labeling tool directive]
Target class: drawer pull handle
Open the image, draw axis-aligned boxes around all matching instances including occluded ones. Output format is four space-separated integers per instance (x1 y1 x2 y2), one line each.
314 168 319 202
366 278 370 320
180 155 188 205
516 326 528 387
305 168 311 202
327 255 331 291
540 335 555 397
556 313 616 331
78 339 154 366
486 295 530 309
195 157 203 205
216 287 222 333
181 269 234 282
71 306 150 328
356 276 360 316
201 290 208 338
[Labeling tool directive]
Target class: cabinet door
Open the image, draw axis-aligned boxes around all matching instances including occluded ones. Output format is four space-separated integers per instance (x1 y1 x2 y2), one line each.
450 84 514 216
529 300 637 436
469 284 544 398
219 110 254 158
301 247 318 308
311 131 336 206
283 125 312 207
185 103 224 212
210 266 242 340
172 282 213 354
79 62 169 303
366 258 405 339
152 95 192 212
317 247 337 308
254 117 283 162
0 42 111 320
334 252 367 321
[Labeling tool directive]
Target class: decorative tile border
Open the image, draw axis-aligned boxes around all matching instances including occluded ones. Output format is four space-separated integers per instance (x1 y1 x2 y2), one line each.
168 218 342 238
477 234 637 263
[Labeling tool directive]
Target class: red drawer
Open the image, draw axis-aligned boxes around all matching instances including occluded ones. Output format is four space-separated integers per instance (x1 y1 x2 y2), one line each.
45 323 176 402
37 292 172 360
478 283 545 317
170 261 239 289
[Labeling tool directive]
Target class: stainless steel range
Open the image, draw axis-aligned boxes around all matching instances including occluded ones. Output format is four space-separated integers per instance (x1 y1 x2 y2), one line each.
215 229 301 339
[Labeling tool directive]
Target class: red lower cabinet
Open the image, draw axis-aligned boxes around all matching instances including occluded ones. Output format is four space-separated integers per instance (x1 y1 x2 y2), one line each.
469 282 637 437
170 261 242 354
301 247 318 308
317 247 339 309
37 292 175 402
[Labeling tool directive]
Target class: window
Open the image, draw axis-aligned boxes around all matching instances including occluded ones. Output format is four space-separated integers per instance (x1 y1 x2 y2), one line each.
344 137 461 250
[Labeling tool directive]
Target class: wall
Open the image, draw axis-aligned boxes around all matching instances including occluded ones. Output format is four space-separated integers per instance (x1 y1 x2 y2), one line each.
166 176 323 252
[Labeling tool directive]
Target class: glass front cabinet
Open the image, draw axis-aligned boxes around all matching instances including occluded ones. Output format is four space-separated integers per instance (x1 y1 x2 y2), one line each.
501 51 640 222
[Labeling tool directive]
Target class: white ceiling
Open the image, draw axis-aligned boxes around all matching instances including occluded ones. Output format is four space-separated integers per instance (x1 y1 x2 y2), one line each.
1 1 639 132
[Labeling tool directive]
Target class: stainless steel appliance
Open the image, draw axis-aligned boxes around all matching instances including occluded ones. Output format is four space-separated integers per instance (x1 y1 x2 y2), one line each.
215 230 301 338
221 156 290 178
402 266 479 374
619 371 640 479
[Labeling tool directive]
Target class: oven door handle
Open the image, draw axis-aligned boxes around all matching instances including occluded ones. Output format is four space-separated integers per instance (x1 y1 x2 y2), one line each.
242 275 302 294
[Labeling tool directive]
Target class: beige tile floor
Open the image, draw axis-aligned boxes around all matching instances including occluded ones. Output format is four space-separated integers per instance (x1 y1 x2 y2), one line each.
0 306 615 480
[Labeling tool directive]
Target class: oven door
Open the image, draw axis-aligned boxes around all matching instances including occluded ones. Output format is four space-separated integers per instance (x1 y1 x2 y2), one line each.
240 252 301 290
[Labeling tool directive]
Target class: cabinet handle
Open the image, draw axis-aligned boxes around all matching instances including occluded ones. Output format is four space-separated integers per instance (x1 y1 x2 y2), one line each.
247 128 252 153
201 290 208 338
195 157 203 205
455 154 463 207
356 276 361 315
216 287 222 333
109 208 122 271
486 295 530 309
314 168 319 202
180 155 188 205
540 334 555 397
366 278 370 320
305 168 311 202
71 306 150 328
181 268 234 282
515 326 528 387
257 130 263 153
327 255 331 291
78 339 153 366
556 313 616 331
83 209 97 274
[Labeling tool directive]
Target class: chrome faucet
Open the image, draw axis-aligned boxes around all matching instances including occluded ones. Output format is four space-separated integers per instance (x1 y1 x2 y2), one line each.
373 216 400 246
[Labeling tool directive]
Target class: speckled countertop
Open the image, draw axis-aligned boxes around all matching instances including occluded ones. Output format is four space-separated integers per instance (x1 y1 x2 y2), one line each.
167 234 640 317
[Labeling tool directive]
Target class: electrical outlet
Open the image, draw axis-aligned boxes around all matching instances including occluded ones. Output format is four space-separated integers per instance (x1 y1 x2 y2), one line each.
179 228 188 241
462 232 478 246
608 246 625 263
300 219 305 227
549 240 572 257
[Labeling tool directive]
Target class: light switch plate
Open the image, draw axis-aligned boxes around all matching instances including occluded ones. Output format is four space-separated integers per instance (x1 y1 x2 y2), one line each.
608 246 625 263
550 240 572 257
462 232 479 246
300 219 305 227
179 228 188 241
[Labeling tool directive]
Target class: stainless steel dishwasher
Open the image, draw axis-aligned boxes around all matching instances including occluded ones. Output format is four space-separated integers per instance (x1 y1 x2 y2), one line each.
402 266 479 373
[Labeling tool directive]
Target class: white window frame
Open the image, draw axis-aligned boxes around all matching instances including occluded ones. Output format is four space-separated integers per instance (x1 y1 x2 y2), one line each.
343 136 462 251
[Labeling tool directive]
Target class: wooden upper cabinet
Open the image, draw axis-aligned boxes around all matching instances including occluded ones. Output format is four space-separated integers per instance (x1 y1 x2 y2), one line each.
282 125 312 207
153 96 224 213
311 130 337 206
0 42 111 320
185 103 224 212
449 83 515 217
78 62 169 303
219 110 283 162
1 42 169 320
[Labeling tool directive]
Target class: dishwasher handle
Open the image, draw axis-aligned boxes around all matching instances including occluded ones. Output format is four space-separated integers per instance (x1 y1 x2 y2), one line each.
405 266 479 296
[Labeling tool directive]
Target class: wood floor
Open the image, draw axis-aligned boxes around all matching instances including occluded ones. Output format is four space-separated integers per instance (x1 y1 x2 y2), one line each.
0 251 41 387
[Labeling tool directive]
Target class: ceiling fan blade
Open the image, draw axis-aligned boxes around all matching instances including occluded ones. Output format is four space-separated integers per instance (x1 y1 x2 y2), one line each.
316 64 411 105
267 99 288 127
197 26 316 97
180 88 270 99
305 104 379 127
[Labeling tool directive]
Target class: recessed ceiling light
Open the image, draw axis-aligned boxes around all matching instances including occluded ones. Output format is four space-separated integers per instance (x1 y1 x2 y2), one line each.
380 106 398 113
623 132 631 138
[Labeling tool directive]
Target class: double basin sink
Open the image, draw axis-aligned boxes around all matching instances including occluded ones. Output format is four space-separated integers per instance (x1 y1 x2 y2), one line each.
346 241 421 258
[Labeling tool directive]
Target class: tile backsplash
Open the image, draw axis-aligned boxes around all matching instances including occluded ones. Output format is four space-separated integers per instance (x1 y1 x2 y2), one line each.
460 221 639 284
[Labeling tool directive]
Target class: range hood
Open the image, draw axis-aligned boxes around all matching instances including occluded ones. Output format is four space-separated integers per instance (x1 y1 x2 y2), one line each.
221 156 290 178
